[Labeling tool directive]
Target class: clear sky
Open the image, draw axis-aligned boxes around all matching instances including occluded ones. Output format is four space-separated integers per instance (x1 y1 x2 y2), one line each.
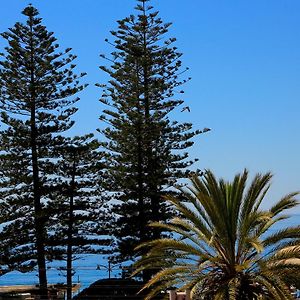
1 0 300 215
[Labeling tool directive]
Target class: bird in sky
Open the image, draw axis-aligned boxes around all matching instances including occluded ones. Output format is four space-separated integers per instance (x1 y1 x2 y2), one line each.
181 106 190 112
203 127 211 133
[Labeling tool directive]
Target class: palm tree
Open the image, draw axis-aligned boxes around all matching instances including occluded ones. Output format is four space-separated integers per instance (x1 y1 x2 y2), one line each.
133 170 300 300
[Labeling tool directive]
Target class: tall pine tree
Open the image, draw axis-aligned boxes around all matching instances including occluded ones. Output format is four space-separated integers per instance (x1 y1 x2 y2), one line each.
0 5 86 298
48 134 111 300
98 0 202 267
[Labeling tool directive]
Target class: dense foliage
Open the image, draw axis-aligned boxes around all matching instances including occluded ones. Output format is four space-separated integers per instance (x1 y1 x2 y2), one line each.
48 134 111 300
99 0 202 266
0 5 86 298
134 170 300 300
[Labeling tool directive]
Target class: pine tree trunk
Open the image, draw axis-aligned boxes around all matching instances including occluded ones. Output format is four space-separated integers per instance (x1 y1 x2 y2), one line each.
29 17 48 299
66 208 73 300
137 137 145 242
134 61 146 244
141 16 161 234
141 5 161 280
66 156 76 300
30 108 48 300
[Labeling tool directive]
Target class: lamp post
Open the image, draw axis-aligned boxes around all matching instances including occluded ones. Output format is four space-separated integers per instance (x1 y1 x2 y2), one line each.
96 260 121 279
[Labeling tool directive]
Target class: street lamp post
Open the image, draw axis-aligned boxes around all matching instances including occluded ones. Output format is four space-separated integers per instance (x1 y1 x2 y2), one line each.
96 260 121 279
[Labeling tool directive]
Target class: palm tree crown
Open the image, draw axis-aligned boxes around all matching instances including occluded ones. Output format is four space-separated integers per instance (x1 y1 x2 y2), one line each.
134 170 300 300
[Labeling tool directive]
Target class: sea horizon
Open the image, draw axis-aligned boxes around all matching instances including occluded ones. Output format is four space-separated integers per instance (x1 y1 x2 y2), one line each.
1 214 299 292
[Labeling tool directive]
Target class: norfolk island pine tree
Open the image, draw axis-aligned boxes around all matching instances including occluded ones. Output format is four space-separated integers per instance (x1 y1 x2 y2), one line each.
98 0 207 278
0 5 86 298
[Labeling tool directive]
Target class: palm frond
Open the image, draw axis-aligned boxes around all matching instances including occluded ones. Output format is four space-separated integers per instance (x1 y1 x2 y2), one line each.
134 170 300 299
270 193 299 216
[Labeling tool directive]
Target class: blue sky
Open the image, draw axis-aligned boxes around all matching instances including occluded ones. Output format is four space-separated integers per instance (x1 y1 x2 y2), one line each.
1 0 300 215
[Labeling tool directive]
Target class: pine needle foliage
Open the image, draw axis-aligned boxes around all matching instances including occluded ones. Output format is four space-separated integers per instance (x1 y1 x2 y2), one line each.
98 0 201 265
48 134 112 300
0 5 86 298
134 170 300 300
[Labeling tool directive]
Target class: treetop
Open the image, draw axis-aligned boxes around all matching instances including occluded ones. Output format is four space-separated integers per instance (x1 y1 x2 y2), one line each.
22 4 39 18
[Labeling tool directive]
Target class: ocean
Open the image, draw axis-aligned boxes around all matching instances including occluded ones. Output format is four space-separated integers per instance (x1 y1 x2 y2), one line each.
1 215 299 293
0 255 118 292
